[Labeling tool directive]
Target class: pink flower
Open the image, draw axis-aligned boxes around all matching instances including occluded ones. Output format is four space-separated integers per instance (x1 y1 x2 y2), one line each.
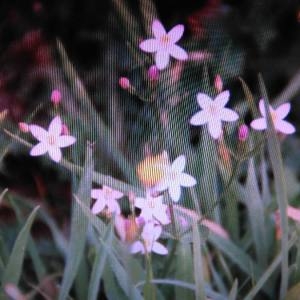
118 77 131 90
190 90 239 139
214 74 223 92
139 19 188 70
147 65 159 80
250 100 295 134
238 124 249 142
51 89 62 105
29 116 76 162
19 122 29 133
130 221 168 255
134 193 170 225
155 154 196 202
91 186 123 215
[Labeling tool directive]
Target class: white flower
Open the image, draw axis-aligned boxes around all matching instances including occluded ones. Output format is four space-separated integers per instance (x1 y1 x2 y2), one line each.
190 90 239 139
130 221 168 255
250 99 296 134
29 116 76 162
139 19 188 70
91 186 123 215
135 193 170 225
156 155 196 202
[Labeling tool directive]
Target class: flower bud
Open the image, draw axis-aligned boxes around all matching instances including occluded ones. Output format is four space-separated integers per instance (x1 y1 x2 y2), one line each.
148 65 159 81
214 74 223 92
51 89 62 105
61 123 69 135
118 77 131 90
18 122 29 133
238 124 249 142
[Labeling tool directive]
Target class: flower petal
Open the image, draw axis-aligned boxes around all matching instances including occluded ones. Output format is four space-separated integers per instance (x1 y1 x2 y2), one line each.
275 103 291 119
30 142 48 156
48 116 62 136
169 182 181 202
196 93 212 109
154 208 170 225
179 173 197 187
29 125 48 142
152 224 162 240
155 178 169 192
139 39 160 53
214 90 230 108
172 155 186 173
259 99 266 117
152 20 166 38
134 197 146 209
218 108 239 122
207 120 222 139
107 199 121 214
275 119 296 134
91 189 104 200
168 44 188 60
152 242 168 255
155 51 170 70
190 110 209 125
57 136 76 147
167 24 184 43
111 190 124 199
130 241 144 254
250 118 267 131
91 199 106 214
48 146 62 162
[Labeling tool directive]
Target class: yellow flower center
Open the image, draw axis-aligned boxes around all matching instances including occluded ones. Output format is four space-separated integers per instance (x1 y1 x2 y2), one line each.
271 111 277 123
160 34 170 45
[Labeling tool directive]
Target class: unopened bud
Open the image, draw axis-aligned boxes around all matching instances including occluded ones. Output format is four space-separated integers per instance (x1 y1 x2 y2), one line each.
118 77 131 90
51 89 62 105
238 124 249 142
19 122 29 133
61 123 69 135
148 65 159 81
214 74 223 92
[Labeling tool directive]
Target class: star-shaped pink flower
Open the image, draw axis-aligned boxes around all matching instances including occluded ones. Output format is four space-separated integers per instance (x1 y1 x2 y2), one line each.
135 193 170 225
130 221 168 255
29 116 76 162
250 99 295 134
190 90 239 139
91 186 123 215
139 19 188 70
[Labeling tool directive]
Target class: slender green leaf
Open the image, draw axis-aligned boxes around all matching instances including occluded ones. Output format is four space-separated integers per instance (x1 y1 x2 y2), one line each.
58 144 93 300
192 223 206 300
0 188 8 206
88 224 113 300
228 279 238 300
258 74 289 300
2 205 39 286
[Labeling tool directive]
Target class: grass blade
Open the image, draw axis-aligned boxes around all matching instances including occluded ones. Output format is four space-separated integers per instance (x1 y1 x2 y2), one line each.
2 205 39 286
58 144 93 300
228 279 238 300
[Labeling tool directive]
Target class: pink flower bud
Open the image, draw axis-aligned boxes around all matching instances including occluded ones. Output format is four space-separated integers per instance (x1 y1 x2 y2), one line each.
148 65 159 81
238 124 249 142
51 89 62 105
214 74 223 92
118 77 131 89
61 123 69 135
18 122 29 133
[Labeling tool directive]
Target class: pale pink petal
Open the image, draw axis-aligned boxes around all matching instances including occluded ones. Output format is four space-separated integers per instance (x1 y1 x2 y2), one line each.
30 142 48 156
275 103 291 119
259 99 266 117
48 146 62 162
190 110 209 125
107 199 121 214
111 190 124 199
152 242 168 255
208 120 222 139
48 116 62 136
250 118 267 130
202 219 229 239
91 189 104 200
135 197 146 209
287 206 300 222
152 20 166 38
275 119 296 134
154 209 170 225
167 24 184 43
214 90 230 108
179 173 197 187
196 93 213 109
29 125 48 142
155 178 169 192
172 155 186 173
139 39 160 53
57 136 76 147
169 183 181 202
91 199 106 214
168 44 188 60
140 209 153 222
130 241 144 254
152 224 162 240
155 51 170 70
218 108 239 122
